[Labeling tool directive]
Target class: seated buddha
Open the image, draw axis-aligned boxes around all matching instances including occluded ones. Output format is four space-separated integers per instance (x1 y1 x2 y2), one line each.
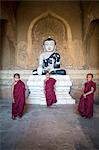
33 37 66 75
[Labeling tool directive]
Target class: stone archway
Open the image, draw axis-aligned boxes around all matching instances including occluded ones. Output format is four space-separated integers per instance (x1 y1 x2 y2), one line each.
84 19 99 69
26 10 73 68
0 19 16 69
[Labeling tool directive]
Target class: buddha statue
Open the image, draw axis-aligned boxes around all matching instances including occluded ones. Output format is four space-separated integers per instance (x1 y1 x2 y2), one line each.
33 37 66 75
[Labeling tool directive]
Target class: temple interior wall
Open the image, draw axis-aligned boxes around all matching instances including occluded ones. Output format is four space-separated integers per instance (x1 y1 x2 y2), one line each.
0 1 99 102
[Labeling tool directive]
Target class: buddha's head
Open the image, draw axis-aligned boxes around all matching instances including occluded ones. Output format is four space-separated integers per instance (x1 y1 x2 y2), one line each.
43 37 56 52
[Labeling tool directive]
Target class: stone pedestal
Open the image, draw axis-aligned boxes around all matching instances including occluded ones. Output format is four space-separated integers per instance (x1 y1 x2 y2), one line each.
27 75 75 105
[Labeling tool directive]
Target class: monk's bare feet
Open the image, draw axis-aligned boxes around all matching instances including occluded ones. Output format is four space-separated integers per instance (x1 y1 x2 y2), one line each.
47 105 51 108
12 116 17 120
17 115 22 119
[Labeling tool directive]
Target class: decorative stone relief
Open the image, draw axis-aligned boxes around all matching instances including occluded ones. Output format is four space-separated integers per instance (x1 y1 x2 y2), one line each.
31 15 66 67
17 41 27 68
30 14 75 68
26 11 84 69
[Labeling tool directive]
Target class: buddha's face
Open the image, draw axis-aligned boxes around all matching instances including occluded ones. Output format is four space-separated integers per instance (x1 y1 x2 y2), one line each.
44 40 56 52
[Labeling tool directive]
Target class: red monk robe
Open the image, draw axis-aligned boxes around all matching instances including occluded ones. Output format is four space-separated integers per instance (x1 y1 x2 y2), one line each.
78 81 96 118
12 80 25 119
45 78 57 107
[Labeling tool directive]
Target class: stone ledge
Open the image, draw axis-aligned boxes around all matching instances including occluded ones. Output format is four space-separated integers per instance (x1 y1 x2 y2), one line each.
0 70 99 101
0 69 99 79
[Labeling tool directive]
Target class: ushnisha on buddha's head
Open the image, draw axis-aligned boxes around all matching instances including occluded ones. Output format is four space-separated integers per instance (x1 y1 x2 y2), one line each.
43 37 56 52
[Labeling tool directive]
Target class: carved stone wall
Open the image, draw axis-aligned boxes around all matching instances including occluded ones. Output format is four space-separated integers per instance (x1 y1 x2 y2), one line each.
16 41 27 69
84 20 99 69
1 1 99 70
26 10 84 69
31 14 67 67
0 1 99 102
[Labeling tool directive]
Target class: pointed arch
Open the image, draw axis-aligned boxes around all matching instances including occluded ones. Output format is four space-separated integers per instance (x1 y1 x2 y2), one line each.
26 10 72 61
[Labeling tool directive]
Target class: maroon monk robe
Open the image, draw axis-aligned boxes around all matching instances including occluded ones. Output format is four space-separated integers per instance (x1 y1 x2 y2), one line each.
78 81 96 118
12 80 25 118
45 78 57 107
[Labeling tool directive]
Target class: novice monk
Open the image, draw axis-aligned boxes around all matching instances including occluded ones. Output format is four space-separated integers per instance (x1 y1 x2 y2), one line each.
11 73 26 120
78 73 96 118
44 71 57 107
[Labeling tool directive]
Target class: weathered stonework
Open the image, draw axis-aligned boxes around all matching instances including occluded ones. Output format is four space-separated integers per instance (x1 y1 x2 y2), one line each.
0 1 99 101
17 41 27 68
0 70 99 103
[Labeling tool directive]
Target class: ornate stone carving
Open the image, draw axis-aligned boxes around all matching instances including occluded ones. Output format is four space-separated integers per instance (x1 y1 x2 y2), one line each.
31 14 67 67
17 41 27 68
27 11 84 69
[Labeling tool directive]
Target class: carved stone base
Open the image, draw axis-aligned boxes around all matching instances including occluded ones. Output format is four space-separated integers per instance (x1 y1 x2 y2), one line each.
27 75 75 105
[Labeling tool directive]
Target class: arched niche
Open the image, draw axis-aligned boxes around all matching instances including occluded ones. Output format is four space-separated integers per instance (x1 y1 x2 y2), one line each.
84 19 99 69
0 19 15 69
26 10 73 68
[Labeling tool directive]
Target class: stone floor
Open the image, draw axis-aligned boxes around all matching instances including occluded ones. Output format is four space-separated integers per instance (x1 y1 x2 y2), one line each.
0 100 99 150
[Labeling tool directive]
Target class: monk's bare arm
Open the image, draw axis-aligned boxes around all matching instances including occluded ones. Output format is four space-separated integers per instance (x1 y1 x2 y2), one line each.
83 87 94 98
11 82 15 103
